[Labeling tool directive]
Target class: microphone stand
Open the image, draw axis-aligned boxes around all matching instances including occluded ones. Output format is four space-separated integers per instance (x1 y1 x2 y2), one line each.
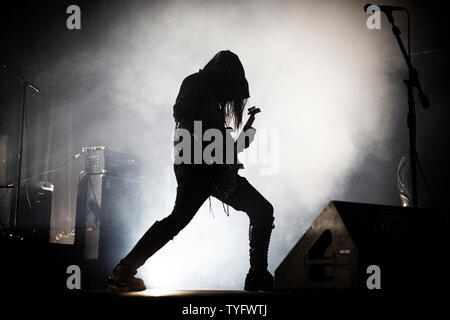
1 63 40 236
384 10 430 208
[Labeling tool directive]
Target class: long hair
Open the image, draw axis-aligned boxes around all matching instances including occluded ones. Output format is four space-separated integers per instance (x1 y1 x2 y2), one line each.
222 98 248 130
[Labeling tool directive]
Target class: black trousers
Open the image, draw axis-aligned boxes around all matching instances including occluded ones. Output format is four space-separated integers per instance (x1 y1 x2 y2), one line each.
121 164 274 269
161 164 274 240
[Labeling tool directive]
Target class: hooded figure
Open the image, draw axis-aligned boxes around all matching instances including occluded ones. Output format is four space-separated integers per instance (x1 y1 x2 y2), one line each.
174 50 249 130
109 50 274 292
201 50 249 103
173 50 251 169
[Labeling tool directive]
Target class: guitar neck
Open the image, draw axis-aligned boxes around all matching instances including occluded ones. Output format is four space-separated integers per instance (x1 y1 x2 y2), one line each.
243 115 255 130
235 115 255 144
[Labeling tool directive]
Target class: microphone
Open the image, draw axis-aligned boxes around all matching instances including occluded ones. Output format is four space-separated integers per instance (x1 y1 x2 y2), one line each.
26 82 40 94
364 3 406 13
2 63 41 93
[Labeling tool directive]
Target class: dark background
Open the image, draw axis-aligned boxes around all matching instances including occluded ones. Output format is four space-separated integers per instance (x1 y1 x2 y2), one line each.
1 0 449 289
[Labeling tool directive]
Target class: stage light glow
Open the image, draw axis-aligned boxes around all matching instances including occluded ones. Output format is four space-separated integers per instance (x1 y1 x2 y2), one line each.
127 289 184 297
103 0 396 289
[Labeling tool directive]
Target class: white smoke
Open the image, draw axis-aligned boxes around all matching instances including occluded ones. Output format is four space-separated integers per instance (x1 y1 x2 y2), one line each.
44 0 403 288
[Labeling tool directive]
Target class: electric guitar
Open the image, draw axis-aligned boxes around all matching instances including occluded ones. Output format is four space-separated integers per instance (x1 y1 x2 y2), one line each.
215 106 261 198
229 106 261 171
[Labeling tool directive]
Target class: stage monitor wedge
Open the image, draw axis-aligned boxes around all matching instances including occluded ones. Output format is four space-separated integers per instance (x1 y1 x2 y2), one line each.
274 201 446 292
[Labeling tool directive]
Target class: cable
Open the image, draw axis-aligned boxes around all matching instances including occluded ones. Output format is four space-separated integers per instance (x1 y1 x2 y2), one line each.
24 101 32 212
20 153 80 182
406 9 410 58
416 156 439 210
405 10 438 211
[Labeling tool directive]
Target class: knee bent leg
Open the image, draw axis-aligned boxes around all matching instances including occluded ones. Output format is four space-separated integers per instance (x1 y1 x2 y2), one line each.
251 200 274 228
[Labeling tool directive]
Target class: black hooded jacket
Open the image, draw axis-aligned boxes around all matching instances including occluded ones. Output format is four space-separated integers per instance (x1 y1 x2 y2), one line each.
173 50 249 133
173 51 249 166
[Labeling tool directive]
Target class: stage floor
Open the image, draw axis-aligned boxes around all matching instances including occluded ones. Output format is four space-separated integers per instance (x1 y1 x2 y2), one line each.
98 288 280 297
5 287 440 317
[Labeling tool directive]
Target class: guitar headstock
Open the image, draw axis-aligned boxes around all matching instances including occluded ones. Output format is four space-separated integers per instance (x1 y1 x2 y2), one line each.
247 106 261 116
